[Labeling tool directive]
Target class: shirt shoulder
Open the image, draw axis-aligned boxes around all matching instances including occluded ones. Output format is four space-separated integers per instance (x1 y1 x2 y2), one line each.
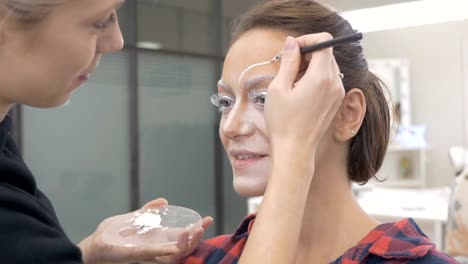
334 218 458 263
184 214 256 264
184 234 244 264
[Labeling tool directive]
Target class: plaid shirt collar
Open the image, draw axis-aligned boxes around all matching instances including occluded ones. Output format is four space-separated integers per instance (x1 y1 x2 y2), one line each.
344 218 436 261
231 213 256 241
232 214 436 261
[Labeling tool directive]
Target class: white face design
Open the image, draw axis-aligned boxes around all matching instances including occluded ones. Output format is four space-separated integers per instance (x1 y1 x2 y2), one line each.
213 28 289 197
215 28 339 197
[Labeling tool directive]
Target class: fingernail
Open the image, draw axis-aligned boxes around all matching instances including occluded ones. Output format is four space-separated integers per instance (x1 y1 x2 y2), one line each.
284 36 296 52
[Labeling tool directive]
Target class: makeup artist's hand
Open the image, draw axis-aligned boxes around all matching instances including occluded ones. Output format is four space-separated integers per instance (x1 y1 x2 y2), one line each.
265 33 345 159
78 198 213 264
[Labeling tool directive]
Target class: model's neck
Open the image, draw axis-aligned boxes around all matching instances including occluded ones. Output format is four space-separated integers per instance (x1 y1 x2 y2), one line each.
295 163 379 263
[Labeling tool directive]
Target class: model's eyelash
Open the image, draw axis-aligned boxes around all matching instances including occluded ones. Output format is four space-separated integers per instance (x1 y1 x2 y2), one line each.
94 13 117 30
210 90 266 114
248 90 268 106
210 94 235 113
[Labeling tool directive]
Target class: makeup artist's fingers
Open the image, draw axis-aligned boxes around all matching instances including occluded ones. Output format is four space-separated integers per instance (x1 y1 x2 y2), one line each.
201 216 214 230
183 226 204 258
295 33 335 86
175 231 190 256
295 32 334 62
181 217 212 258
331 55 343 85
263 32 344 152
324 56 345 117
269 36 301 91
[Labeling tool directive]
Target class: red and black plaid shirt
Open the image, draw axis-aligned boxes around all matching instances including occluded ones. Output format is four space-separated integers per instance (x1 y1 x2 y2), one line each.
185 214 458 264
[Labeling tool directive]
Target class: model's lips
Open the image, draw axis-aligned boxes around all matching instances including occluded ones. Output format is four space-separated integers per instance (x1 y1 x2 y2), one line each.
78 73 91 82
230 150 268 169
77 64 97 82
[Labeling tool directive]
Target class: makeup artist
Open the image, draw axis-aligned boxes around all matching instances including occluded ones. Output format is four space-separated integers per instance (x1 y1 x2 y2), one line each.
185 0 458 263
0 1 213 263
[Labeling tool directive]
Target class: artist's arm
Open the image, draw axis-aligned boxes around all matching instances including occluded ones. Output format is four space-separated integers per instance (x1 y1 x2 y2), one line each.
239 33 345 264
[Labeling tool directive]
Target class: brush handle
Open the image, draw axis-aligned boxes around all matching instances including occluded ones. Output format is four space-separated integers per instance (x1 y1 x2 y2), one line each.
299 32 363 55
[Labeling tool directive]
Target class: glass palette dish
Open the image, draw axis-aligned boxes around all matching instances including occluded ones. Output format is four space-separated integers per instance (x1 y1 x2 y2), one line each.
102 205 202 247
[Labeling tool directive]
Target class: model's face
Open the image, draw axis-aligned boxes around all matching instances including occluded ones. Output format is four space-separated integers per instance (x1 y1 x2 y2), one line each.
0 0 124 108
217 28 338 197
215 28 287 197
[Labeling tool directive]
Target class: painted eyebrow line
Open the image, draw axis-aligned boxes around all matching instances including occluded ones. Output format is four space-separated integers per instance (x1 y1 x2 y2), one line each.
217 74 276 92
244 74 276 90
217 80 232 93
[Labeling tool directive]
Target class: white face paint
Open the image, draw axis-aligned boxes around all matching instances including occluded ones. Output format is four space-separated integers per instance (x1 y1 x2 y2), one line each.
214 28 289 197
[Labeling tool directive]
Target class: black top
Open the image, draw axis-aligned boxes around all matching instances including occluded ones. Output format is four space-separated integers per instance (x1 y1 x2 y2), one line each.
0 116 82 263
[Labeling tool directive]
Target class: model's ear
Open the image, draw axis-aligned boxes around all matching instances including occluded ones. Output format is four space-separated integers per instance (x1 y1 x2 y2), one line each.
333 88 366 142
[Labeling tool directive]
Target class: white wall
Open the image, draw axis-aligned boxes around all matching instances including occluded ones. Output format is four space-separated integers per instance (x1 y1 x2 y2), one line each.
362 21 466 186
463 20 468 148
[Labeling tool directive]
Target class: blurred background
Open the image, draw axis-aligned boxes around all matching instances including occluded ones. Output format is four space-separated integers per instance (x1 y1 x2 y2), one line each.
9 0 468 257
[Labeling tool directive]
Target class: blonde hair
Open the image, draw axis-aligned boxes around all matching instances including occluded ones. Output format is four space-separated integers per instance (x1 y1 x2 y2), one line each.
1 0 66 24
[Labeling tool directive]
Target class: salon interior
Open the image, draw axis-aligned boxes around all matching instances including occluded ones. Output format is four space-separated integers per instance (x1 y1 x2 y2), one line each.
11 0 468 260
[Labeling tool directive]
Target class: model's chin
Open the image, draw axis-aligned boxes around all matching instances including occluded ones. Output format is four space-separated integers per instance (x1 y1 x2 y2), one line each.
233 175 267 197
22 93 71 109
41 93 74 108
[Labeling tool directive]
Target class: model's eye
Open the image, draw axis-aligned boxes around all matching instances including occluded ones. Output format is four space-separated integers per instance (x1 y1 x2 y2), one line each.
248 90 267 106
211 94 235 113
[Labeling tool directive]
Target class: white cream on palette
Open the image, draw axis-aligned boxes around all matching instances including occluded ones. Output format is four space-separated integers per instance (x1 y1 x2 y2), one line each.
133 212 162 234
